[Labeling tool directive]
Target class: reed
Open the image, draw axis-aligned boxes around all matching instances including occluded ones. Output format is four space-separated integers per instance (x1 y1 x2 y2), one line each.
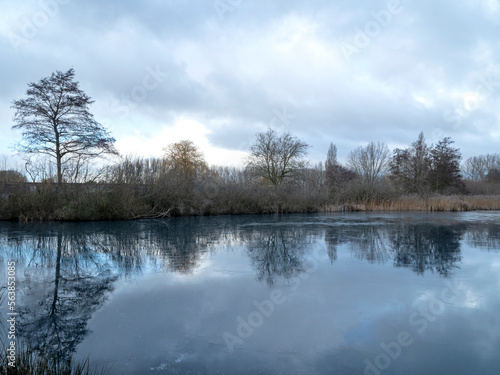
322 195 500 212
0 346 109 375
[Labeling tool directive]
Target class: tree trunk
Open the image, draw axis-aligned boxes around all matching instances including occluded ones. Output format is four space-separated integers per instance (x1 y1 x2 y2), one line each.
55 132 62 185
51 232 62 315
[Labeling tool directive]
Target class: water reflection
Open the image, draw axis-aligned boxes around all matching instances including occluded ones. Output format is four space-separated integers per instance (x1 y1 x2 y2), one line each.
6 231 118 358
464 222 500 251
245 227 308 286
324 225 350 263
324 220 464 276
389 223 464 276
0 213 499 366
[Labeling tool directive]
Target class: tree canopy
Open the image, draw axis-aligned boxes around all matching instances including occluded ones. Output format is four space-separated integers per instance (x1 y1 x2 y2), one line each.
429 137 463 193
389 133 464 194
347 141 390 189
246 128 309 186
11 68 118 184
0 169 26 182
389 132 431 194
163 140 208 177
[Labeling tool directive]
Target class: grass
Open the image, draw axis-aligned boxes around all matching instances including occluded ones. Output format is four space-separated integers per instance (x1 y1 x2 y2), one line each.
0 344 110 375
0 347 110 375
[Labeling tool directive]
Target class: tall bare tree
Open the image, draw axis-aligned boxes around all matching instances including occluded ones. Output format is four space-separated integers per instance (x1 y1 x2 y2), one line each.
246 128 309 186
347 141 390 189
11 68 118 184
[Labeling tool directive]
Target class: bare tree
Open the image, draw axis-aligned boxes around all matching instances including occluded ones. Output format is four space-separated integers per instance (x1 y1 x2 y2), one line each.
347 141 390 189
462 154 500 181
23 155 57 183
108 155 163 185
11 68 118 184
163 140 208 177
246 128 309 186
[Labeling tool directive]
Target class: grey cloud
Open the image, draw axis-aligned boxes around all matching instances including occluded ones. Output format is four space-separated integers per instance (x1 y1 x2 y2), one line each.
1 0 500 165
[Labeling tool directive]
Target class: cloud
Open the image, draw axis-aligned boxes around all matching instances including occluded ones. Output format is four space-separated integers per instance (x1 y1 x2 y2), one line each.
1 0 500 168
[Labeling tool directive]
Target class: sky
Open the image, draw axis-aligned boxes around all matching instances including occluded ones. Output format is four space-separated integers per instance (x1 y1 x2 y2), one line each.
1 0 500 169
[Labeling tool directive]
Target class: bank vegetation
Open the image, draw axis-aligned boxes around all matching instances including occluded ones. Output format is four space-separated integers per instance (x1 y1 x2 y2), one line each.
2 131 500 221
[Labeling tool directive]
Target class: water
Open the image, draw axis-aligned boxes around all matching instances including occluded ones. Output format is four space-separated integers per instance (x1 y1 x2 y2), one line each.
1 212 500 374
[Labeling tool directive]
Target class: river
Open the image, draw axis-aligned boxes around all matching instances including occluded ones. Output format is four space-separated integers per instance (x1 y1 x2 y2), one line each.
1 212 499 374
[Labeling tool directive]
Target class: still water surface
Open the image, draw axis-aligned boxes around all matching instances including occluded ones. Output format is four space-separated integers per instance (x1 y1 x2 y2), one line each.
1 212 500 374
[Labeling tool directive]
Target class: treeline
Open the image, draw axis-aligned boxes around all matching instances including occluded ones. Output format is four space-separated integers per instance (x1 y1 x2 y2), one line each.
1 131 500 221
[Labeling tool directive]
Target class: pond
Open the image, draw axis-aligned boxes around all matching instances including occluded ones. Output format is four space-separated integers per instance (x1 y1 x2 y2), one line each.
1 212 500 374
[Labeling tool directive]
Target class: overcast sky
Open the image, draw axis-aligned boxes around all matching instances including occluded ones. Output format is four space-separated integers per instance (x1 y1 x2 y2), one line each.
1 0 500 168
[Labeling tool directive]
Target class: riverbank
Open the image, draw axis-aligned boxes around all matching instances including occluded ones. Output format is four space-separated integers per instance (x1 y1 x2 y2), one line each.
1 182 500 221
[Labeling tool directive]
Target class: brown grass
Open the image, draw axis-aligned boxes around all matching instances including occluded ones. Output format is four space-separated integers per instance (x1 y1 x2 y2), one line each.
322 195 500 212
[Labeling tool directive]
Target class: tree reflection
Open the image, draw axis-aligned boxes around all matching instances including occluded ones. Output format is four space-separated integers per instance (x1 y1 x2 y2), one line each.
348 226 392 264
16 231 117 358
0 218 232 358
321 219 465 277
324 226 350 264
464 223 500 251
245 227 310 286
388 223 464 276
154 218 212 273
